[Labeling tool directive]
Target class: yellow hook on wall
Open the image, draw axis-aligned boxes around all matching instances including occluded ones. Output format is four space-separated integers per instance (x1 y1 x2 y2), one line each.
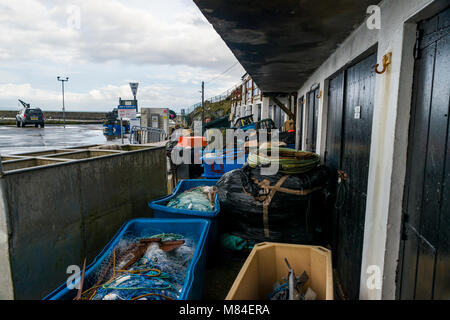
316 90 322 99
375 52 392 74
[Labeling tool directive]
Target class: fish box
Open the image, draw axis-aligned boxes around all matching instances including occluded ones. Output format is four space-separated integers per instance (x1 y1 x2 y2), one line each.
44 218 210 300
201 149 248 179
149 180 220 261
226 242 333 300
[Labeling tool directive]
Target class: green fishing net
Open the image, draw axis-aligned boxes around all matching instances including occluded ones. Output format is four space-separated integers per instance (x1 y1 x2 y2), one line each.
166 186 216 212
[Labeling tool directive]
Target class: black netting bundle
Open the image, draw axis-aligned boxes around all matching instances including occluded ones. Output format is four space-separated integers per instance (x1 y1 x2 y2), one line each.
217 164 330 244
279 131 296 145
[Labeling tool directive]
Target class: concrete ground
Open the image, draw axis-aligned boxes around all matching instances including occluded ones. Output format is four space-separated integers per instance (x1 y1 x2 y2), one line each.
202 249 344 300
0 124 124 155
0 119 102 125
203 250 249 300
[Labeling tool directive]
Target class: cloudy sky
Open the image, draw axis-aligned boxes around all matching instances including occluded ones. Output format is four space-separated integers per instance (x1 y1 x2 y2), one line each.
0 0 245 112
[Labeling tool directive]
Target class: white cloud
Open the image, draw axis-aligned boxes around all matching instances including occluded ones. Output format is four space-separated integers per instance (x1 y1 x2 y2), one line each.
0 0 246 112
0 0 235 69
0 79 239 112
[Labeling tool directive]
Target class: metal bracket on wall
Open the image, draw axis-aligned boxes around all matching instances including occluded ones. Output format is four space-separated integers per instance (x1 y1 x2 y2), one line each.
375 52 392 74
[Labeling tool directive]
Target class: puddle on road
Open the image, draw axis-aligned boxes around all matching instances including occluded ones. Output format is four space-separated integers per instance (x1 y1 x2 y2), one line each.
0 124 126 155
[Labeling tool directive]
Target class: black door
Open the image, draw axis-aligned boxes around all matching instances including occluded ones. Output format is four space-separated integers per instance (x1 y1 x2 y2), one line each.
325 72 345 265
306 87 320 152
324 52 377 299
399 7 450 300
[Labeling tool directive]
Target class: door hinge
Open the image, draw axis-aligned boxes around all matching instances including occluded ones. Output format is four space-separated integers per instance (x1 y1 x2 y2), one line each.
414 29 422 60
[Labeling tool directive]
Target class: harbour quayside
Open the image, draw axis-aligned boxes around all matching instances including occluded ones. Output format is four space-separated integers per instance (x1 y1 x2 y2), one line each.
0 0 449 316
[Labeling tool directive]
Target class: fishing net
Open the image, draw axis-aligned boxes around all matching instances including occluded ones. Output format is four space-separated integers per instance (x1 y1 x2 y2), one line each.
217 164 330 244
279 131 296 145
166 186 217 211
247 148 320 174
79 233 195 300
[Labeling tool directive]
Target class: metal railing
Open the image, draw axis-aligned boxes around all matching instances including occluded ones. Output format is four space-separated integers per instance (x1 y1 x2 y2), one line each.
129 126 166 144
184 84 241 116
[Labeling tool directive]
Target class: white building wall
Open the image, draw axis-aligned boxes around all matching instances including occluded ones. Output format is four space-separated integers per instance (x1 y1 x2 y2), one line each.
252 104 258 122
141 108 170 136
261 97 270 119
231 76 264 123
294 0 444 300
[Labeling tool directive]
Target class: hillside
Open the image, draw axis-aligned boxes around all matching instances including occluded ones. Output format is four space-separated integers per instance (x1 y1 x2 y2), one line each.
187 98 231 125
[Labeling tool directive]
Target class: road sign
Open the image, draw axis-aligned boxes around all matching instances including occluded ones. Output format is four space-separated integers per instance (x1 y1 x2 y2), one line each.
130 82 139 97
118 104 137 119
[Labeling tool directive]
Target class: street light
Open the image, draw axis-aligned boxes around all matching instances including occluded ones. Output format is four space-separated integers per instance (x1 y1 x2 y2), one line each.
57 76 69 128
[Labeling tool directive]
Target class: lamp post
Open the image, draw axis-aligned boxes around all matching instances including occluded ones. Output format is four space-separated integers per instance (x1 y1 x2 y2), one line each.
201 81 205 123
57 76 69 128
129 82 139 113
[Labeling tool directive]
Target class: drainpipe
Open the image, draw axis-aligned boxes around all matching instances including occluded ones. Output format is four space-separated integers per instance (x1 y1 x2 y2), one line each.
0 155 14 299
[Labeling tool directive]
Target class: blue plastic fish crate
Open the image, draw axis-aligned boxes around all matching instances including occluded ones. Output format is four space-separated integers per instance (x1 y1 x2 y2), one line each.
43 218 210 300
148 179 220 260
201 150 248 179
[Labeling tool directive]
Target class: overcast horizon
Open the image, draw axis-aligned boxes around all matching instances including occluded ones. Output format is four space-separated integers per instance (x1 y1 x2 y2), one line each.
0 0 246 113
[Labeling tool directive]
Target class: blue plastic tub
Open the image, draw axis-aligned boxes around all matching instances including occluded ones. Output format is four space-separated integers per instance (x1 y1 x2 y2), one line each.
148 180 219 260
43 218 210 300
201 150 248 179
286 144 296 149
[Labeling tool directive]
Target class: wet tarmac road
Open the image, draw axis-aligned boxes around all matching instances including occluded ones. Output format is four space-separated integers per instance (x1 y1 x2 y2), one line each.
0 124 124 155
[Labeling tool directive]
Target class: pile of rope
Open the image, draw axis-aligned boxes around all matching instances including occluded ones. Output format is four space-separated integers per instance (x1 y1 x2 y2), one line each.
247 148 320 174
78 233 194 300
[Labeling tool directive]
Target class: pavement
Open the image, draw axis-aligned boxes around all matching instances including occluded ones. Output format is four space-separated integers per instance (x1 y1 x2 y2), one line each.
203 252 248 300
0 124 125 155
0 118 102 125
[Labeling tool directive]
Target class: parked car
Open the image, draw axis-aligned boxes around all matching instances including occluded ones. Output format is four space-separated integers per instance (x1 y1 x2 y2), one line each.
233 115 276 131
233 115 256 131
16 107 45 128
